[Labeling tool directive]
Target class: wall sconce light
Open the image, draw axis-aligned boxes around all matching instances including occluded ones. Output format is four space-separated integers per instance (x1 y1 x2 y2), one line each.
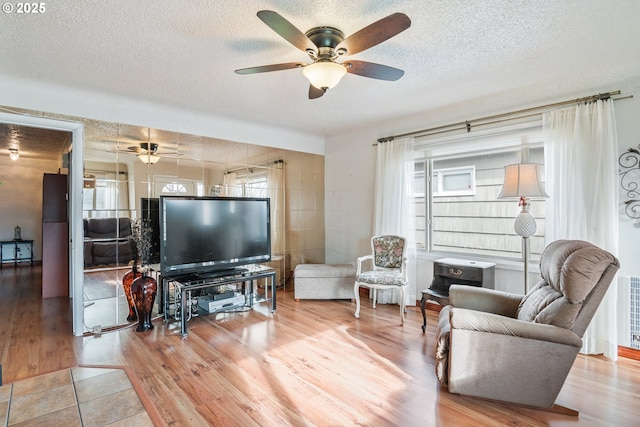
619 145 640 220
498 163 548 293
9 148 19 161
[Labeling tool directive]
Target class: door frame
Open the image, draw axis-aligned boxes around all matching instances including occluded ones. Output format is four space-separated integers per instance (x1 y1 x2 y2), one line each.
0 112 85 336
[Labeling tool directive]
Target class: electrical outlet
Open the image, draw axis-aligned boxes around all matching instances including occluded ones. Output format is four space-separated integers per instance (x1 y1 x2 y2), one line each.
632 334 640 342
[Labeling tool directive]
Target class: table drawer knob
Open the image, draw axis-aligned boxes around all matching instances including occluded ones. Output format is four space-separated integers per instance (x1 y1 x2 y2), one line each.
449 268 463 276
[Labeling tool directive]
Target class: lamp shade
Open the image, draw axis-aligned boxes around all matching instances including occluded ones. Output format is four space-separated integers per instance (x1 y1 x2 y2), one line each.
138 153 161 164
497 163 548 199
302 61 347 90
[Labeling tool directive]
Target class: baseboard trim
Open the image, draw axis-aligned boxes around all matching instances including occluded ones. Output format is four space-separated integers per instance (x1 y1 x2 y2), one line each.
619 346 640 361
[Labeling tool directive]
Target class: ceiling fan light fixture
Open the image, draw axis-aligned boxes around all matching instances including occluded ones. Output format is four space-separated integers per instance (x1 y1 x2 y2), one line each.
303 61 347 90
138 153 161 164
9 148 19 161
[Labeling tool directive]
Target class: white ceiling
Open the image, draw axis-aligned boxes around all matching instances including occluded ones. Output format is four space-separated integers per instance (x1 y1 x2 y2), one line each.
1 0 640 140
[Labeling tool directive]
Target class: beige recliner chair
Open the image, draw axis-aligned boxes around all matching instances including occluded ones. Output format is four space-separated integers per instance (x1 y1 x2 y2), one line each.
435 240 620 413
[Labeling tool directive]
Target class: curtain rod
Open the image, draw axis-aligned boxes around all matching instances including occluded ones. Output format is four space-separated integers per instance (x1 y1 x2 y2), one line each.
224 159 284 174
377 90 632 143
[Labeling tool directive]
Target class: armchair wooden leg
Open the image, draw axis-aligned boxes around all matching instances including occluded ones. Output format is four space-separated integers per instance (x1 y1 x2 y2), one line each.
354 282 361 318
399 288 405 325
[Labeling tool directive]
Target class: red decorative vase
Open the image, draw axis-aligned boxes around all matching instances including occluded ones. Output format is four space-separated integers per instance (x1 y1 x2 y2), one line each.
122 266 142 321
130 274 157 332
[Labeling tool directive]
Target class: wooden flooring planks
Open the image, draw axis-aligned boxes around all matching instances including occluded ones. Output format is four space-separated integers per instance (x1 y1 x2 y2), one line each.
1 265 640 426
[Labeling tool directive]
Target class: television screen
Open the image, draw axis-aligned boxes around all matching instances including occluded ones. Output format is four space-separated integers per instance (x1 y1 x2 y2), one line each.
160 196 271 278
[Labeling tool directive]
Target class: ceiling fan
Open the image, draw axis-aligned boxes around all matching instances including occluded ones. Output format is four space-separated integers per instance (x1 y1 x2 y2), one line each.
126 142 188 164
125 142 160 164
235 10 411 99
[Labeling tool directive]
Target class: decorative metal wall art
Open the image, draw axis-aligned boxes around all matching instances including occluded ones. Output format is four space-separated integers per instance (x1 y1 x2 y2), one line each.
619 145 640 220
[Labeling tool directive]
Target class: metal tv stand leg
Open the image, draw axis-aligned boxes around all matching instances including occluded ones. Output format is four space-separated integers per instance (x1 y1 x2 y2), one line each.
180 287 188 337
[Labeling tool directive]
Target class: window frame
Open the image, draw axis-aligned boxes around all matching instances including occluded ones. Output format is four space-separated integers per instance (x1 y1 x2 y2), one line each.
82 169 129 217
153 175 204 197
432 165 476 197
412 121 546 263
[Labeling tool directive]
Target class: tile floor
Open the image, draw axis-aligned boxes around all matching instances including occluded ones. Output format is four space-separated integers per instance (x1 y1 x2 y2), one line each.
0 367 154 426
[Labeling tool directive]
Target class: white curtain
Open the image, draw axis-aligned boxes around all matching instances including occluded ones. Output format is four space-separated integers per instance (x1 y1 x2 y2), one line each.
266 162 285 258
373 137 417 305
543 99 619 359
88 171 129 218
222 172 244 197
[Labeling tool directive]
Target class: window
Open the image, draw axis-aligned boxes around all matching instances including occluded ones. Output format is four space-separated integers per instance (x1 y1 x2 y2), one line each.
154 175 203 196
413 124 546 262
432 166 476 196
224 169 268 198
161 183 187 194
82 170 129 218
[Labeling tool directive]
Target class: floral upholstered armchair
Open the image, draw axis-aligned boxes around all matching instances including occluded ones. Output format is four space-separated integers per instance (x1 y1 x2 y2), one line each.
354 235 408 325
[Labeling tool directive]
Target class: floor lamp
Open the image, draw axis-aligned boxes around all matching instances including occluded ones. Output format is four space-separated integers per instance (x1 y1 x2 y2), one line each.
498 163 548 293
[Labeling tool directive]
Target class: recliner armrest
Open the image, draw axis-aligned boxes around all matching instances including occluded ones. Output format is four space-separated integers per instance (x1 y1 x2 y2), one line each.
449 285 523 318
449 307 582 347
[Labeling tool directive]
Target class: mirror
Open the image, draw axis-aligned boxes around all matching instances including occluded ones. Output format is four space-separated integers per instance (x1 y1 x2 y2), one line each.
82 120 323 332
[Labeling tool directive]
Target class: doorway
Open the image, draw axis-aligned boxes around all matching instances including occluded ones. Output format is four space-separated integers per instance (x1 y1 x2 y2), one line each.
0 112 85 336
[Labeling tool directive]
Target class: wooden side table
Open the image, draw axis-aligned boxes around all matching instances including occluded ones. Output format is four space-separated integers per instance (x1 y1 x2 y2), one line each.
420 258 495 333
0 239 34 269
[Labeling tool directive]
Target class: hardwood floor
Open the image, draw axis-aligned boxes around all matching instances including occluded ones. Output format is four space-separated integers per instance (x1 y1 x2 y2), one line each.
1 265 640 426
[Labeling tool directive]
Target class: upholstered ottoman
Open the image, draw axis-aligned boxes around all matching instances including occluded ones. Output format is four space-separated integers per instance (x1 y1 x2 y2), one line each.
294 264 356 300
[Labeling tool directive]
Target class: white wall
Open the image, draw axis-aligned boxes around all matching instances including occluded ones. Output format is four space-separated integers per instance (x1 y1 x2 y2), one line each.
0 156 63 261
325 128 377 265
613 80 640 279
325 77 640 302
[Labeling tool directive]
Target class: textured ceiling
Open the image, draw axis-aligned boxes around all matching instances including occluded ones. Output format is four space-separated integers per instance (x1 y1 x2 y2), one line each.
0 123 71 160
1 0 640 142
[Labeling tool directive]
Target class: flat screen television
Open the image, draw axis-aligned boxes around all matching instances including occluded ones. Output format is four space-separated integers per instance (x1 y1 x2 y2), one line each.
159 196 271 278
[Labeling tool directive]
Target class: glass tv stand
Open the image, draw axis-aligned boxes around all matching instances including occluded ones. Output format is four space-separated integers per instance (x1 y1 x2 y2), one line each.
162 265 276 336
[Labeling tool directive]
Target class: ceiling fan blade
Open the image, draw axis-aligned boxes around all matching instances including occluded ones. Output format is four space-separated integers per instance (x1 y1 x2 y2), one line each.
337 13 411 55
309 85 325 99
257 10 317 53
235 62 306 74
344 60 404 81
